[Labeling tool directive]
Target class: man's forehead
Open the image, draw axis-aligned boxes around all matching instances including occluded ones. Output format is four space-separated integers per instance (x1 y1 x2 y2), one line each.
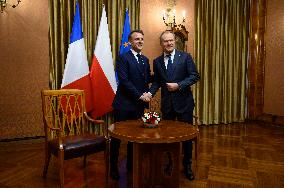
163 37 174 41
132 32 143 37
162 33 174 39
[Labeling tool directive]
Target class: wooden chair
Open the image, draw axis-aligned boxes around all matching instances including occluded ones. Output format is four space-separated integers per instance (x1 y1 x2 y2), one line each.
41 89 109 187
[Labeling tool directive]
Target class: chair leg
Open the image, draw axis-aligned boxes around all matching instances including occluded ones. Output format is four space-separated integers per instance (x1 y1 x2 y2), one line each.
43 149 51 178
59 149 64 188
83 155 87 167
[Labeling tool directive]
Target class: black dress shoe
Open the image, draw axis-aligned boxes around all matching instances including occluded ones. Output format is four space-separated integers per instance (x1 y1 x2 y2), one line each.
110 168 120 180
184 166 195 181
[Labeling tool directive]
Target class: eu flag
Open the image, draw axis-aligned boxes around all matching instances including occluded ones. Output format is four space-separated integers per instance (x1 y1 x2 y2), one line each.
119 9 131 54
116 9 131 85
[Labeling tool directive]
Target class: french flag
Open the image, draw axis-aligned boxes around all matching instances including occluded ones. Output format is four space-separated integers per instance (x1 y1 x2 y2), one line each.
61 2 93 112
90 6 117 118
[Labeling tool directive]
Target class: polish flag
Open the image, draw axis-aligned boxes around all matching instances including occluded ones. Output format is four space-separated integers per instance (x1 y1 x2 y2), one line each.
61 2 93 112
90 6 117 118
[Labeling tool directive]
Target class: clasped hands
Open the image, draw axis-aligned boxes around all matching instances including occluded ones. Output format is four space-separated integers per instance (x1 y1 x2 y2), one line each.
140 92 152 102
139 83 180 102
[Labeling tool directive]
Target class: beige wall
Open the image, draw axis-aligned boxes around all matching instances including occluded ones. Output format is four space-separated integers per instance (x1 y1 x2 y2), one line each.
140 0 195 66
0 1 49 139
264 0 284 116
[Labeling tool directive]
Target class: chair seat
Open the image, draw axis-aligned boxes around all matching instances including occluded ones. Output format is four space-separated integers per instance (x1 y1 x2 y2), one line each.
48 134 106 160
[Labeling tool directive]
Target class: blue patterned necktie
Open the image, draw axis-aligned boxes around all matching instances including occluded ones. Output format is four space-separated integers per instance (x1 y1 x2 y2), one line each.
166 54 173 78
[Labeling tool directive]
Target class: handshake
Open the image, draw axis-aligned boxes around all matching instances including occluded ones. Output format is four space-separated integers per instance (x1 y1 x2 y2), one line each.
139 92 152 102
139 83 180 102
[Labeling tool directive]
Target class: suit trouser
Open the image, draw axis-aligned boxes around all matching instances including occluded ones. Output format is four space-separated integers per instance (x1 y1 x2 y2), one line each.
163 108 193 167
110 109 144 170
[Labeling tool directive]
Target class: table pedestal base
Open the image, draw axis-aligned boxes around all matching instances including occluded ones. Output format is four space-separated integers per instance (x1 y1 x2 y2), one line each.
133 142 180 188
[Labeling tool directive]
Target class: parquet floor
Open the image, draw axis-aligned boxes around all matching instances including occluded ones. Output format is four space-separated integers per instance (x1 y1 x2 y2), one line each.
0 122 284 188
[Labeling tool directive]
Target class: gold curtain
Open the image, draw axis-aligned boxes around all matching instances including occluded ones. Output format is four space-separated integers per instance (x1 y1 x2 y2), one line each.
48 0 140 89
194 0 250 124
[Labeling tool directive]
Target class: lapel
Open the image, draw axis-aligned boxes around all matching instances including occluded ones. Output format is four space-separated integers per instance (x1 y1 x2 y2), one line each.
158 50 181 81
157 55 168 80
158 55 166 72
172 50 181 78
138 55 146 74
128 51 146 77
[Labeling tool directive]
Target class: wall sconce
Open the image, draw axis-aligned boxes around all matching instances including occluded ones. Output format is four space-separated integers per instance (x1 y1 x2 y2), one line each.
1 0 21 13
162 1 189 52
162 8 189 52
162 9 186 29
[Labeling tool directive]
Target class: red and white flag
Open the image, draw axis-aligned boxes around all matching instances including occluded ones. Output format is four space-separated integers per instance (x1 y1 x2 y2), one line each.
61 2 93 112
90 6 117 118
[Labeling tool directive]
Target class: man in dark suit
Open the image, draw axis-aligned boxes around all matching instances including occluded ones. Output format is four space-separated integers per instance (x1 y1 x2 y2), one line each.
110 30 151 180
146 30 200 180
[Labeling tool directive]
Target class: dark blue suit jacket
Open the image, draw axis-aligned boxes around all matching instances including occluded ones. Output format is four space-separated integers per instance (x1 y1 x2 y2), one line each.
149 50 200 114
112 50 151 112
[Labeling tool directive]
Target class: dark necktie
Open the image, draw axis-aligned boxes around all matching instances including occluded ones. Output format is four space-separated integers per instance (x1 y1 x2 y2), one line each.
166 54 173 78
136 54 144 70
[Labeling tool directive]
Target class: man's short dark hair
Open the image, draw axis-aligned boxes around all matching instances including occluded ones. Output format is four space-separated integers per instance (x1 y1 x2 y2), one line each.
128 30 144 40
159 30 175 43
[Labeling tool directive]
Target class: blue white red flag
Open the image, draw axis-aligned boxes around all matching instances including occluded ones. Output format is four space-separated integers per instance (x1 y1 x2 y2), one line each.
61 2 93 112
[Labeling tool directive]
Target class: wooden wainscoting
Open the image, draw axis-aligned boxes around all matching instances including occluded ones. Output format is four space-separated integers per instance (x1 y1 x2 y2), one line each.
256 113 284 128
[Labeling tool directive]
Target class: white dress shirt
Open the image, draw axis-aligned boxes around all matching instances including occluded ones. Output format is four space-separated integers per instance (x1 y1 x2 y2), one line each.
130 49 142 63
163 49 175 69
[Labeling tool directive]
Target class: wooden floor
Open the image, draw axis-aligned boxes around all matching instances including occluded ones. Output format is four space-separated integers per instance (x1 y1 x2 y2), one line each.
0 122 284 188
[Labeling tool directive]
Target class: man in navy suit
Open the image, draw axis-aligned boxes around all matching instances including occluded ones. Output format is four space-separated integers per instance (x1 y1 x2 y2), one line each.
146 30 200 180
110 30 151 180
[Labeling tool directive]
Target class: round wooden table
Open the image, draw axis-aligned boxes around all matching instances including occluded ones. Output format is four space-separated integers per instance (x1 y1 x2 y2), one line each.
109 120 199 188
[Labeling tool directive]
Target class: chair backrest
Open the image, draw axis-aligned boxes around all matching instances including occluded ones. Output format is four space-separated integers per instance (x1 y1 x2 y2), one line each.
41 89 86 141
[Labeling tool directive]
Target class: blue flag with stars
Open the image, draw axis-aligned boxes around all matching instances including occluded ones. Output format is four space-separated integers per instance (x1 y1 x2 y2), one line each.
116 9 131 85
119 9 131 54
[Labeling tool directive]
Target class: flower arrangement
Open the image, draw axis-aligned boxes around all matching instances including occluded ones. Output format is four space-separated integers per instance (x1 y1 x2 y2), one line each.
141 112 161 128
